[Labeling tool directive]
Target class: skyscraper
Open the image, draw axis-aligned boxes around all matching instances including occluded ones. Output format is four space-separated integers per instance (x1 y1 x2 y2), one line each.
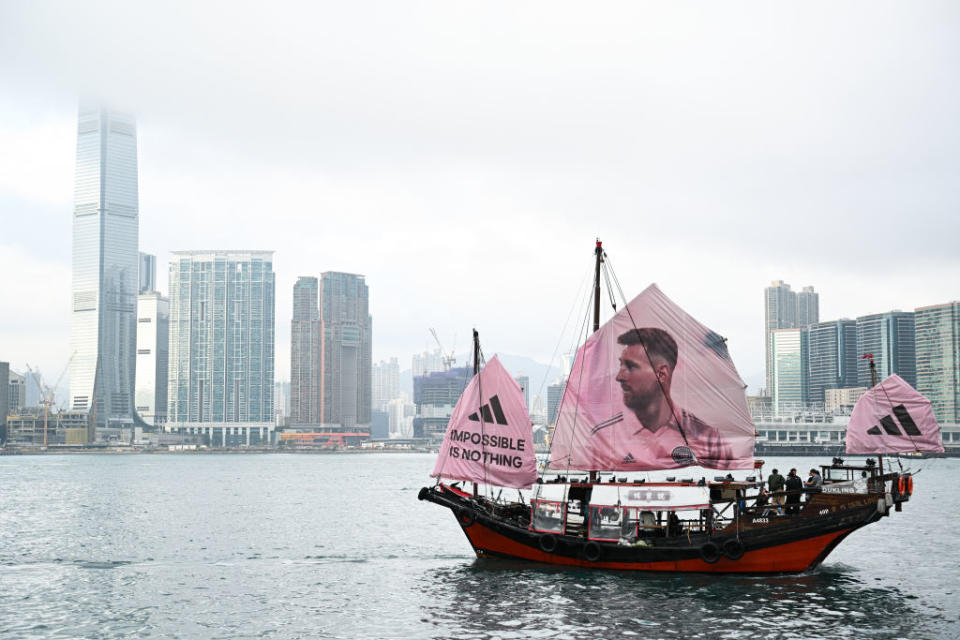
856 311 916 387
771 328 807 411
166 251 276 446
69 104 139 431
139 252 157 294
915 301 960 423
134 291 169 427
765 281 796 394
796 286 820 327
806 319 857 404
547 379 566 425
412 349 444 377
764 281 818 394
8 371 26 414
320 272 372 430
290 276 321 425
514 374 530 412
373 357 400 412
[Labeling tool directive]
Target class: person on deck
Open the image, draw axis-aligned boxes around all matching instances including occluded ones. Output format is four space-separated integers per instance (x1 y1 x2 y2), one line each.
805 468 823 501
592 328 734 469
785 468 803 514
767 468 786 513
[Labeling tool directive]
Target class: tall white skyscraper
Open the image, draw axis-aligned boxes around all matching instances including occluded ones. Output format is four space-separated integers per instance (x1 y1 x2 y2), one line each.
69 104 140 431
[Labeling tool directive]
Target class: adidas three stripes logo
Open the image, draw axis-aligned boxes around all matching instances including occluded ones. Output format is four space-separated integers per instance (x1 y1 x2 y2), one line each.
468 395 508 425
866 404 922 437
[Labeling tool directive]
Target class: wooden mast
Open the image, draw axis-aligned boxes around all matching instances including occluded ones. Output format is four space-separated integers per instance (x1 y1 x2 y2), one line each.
473 329 480 376
866 356 885 477
473 328 480 497
589 240 603 483
593 239 603 333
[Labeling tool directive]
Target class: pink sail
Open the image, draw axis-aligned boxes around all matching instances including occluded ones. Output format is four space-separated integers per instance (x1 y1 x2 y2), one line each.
549 284 755 472
845 374 944 454
431 355 538 489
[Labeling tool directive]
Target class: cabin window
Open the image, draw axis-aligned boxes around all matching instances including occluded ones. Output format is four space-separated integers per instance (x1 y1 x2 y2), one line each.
531 500 566 534
588 505 627 541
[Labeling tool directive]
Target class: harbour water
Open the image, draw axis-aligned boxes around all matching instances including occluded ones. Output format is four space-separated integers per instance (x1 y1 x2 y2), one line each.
0 453 957 639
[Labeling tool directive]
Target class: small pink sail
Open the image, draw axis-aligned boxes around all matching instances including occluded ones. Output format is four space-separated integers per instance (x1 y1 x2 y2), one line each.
845 375 944 454
549 284 755 472
431 355 538 489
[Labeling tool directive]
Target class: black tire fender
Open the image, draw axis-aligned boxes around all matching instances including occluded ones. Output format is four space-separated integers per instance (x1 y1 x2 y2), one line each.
699 540 721 564
539 533 558 554
583 541 602 562
457 506 476 527
722 538 745 561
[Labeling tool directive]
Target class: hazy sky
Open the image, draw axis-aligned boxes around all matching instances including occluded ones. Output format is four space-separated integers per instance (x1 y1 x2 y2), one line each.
1 1 958 397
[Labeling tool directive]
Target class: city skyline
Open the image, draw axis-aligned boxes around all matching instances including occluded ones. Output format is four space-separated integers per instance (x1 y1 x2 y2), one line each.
2 4 959 395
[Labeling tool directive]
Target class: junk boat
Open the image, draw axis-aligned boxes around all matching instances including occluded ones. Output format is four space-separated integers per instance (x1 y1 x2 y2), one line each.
419 240 944 573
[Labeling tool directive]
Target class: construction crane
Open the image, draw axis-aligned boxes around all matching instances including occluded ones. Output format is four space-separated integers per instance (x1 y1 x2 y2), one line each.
25 353 74 449
429 328 456 371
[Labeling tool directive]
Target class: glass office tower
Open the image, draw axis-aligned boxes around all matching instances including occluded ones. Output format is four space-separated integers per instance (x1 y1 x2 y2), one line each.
856 311 916 387
771 328 808 412
69 104 139 431
806 319 858 404
915 302 960 423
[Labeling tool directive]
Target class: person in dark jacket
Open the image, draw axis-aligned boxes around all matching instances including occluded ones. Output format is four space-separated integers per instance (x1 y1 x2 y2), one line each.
785 468 803 514
767 468 786 513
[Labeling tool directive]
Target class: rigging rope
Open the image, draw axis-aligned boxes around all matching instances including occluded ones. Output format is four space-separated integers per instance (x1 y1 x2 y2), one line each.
554 282 597 475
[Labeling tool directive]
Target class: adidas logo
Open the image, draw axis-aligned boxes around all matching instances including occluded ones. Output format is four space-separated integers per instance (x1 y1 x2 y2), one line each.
866 404 922 437
468 395 508 425
622 453 636 464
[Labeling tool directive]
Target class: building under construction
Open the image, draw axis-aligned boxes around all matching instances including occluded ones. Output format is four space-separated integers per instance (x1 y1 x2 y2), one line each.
4 409 92 447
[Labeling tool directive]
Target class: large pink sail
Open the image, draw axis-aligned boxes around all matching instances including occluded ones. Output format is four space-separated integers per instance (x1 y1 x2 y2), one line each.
845 374 944 455
549 284 755 471
431 355 538 489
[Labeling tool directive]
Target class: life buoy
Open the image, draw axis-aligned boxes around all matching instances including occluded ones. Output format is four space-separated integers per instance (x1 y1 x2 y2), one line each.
699 541 721 564
539 533 557 554
898 476 907 496
583 541 602 562
906 475 914 494
722 539 745 561
457 506 476 527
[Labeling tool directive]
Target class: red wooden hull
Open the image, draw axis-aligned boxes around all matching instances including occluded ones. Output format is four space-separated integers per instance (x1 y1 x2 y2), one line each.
462 518 853 573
